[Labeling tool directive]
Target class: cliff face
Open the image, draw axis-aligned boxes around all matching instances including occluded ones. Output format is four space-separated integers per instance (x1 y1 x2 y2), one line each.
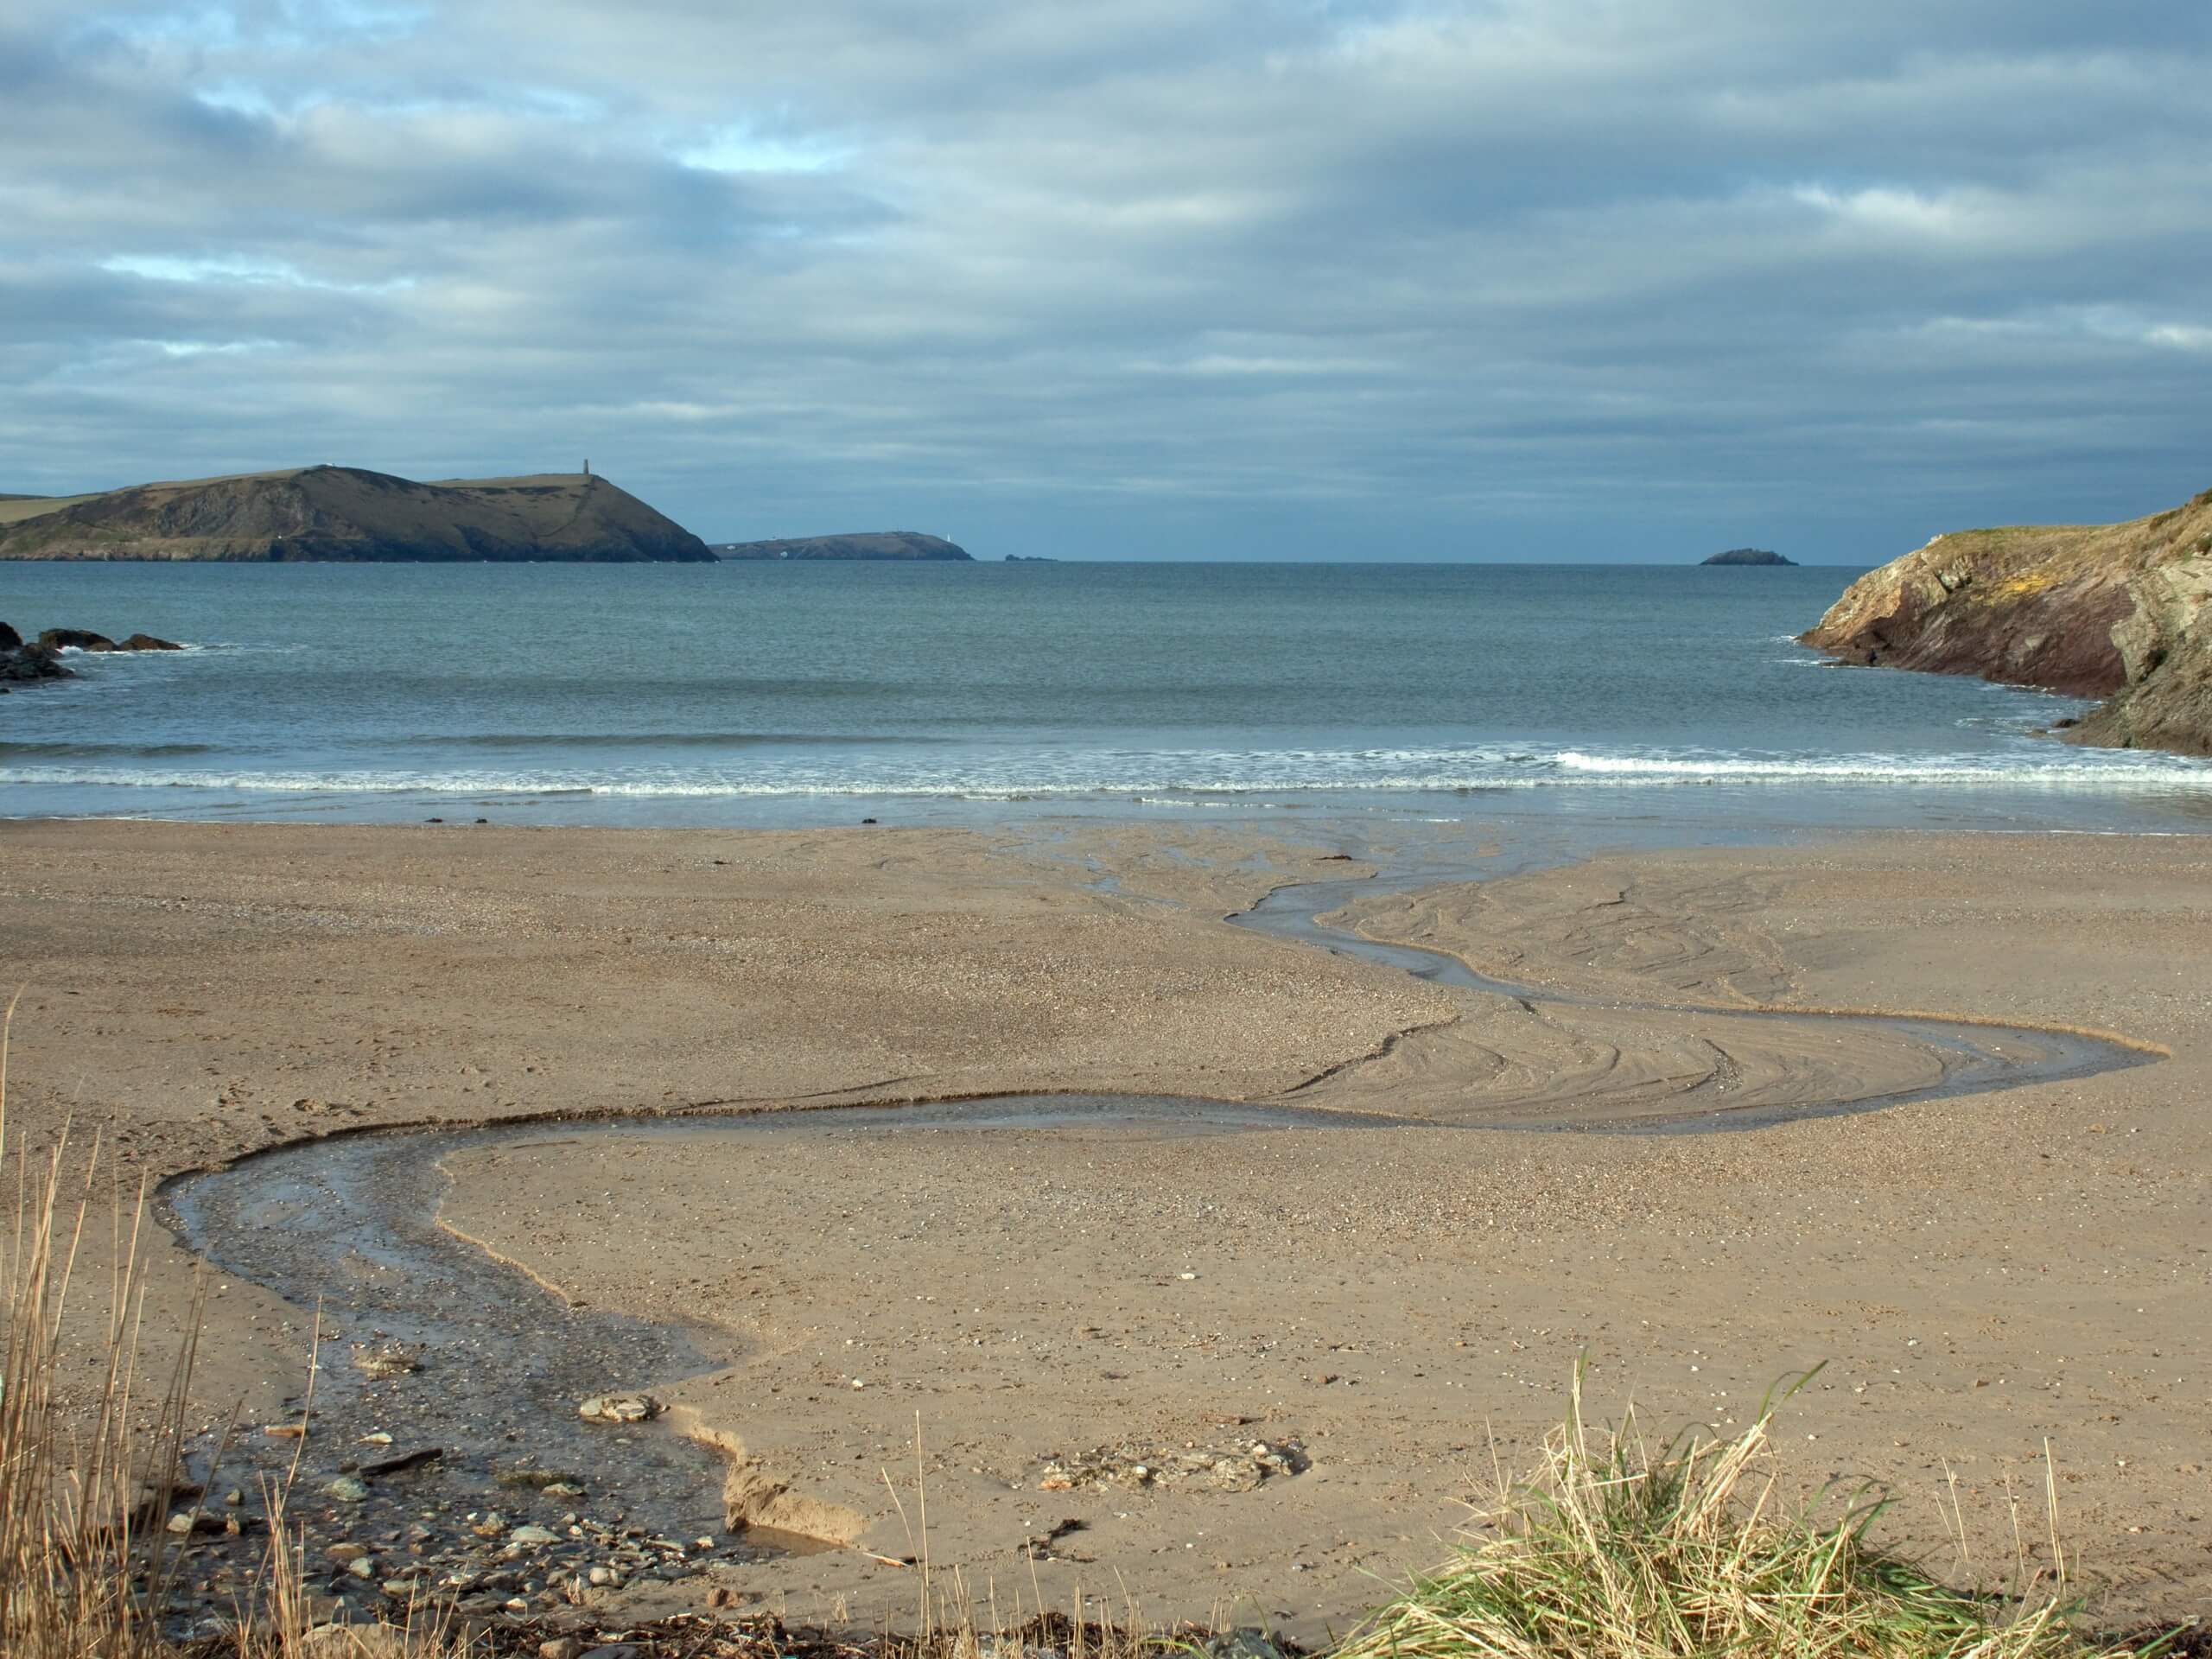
0 467 714 562
1801 489 2212 754
713 531 971 561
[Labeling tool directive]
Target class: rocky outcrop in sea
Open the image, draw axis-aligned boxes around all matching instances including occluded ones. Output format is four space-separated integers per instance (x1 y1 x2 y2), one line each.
0 621 183 689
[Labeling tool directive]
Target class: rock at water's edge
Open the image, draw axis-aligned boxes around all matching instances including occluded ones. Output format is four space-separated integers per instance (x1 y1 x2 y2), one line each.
1800 488 2212 756
0 624 73 686
3 620 185 687
38 627 115 651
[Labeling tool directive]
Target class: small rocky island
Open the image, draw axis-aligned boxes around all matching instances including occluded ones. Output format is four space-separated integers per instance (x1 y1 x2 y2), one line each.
0 467 712 562
1701 548 1796 566
712 531 971 561
1 621 181 690
1802 486 2212 756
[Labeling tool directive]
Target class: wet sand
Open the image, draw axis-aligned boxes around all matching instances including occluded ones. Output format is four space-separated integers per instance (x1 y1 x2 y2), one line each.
0 817 2206 1639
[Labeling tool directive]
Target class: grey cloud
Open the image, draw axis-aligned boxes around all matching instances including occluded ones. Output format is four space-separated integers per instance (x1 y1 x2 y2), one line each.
1 0 2207 558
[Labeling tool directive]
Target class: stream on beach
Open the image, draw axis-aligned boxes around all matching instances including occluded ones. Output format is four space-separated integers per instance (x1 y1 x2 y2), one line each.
150 850 2159 1634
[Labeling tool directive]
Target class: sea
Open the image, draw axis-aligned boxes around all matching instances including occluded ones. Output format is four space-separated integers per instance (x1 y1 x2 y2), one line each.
5 559 2211 838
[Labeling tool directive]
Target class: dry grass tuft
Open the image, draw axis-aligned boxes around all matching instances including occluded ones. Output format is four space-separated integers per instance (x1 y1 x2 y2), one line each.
0 988 193 1656
1332 1362 2171 1659
0 992 452 1658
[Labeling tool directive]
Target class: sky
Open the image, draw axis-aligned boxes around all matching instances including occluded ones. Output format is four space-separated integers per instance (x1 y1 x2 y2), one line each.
3 1 2208 562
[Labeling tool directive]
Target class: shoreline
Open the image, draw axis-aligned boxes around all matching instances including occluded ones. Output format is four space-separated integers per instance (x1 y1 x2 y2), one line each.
1 814 2206 1641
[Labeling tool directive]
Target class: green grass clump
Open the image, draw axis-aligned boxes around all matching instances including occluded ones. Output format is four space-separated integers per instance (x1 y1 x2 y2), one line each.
1332 1363 2163 1659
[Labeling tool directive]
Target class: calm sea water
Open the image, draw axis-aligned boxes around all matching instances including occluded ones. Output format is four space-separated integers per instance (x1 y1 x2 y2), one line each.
5 561 2211 835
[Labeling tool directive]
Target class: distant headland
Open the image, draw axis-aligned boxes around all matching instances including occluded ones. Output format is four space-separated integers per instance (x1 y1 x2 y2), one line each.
1700 547 1796 567
0 466 712 563
711 531 972 562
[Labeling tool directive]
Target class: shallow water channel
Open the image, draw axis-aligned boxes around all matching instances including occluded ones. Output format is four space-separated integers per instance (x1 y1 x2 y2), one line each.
157 860 2157 1576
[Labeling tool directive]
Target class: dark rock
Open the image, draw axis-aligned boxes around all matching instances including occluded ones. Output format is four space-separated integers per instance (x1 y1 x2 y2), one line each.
0 642 72 683
359 1446 442 1478
116 632 183 651
0 620 18 651
38 627 116 651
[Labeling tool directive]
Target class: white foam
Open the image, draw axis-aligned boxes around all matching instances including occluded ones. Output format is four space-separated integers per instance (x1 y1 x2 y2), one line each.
6 738 2211 802
1551 748 2212 788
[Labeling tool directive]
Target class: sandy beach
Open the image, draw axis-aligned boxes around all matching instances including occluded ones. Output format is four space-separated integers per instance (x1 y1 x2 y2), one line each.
0 816 2205 1642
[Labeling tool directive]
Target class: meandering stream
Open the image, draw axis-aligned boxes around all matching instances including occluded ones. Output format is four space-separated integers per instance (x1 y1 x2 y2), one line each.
156 857 2157 1559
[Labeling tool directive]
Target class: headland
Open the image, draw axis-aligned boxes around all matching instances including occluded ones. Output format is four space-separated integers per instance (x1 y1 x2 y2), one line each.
0 466 713 562
711 531 972 561
1802 486 2212 755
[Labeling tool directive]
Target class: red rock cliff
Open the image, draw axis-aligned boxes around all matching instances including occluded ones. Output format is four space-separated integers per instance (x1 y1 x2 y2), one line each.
1802 489 2212 755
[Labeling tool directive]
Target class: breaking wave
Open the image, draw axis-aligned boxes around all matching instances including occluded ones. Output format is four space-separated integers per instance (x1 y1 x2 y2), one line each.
4 741 2209 804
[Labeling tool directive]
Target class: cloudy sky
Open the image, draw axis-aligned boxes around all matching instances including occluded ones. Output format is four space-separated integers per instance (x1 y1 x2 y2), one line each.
3 1 2207 561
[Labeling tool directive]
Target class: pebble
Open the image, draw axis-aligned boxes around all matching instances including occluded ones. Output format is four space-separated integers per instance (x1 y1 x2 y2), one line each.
323 1477 370 1503
508 1524 561 1546
577 1394 660 1423
352 1344 423 1379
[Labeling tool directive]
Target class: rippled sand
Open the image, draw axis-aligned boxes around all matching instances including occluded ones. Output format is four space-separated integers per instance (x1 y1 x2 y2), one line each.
1 817 2205 1639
